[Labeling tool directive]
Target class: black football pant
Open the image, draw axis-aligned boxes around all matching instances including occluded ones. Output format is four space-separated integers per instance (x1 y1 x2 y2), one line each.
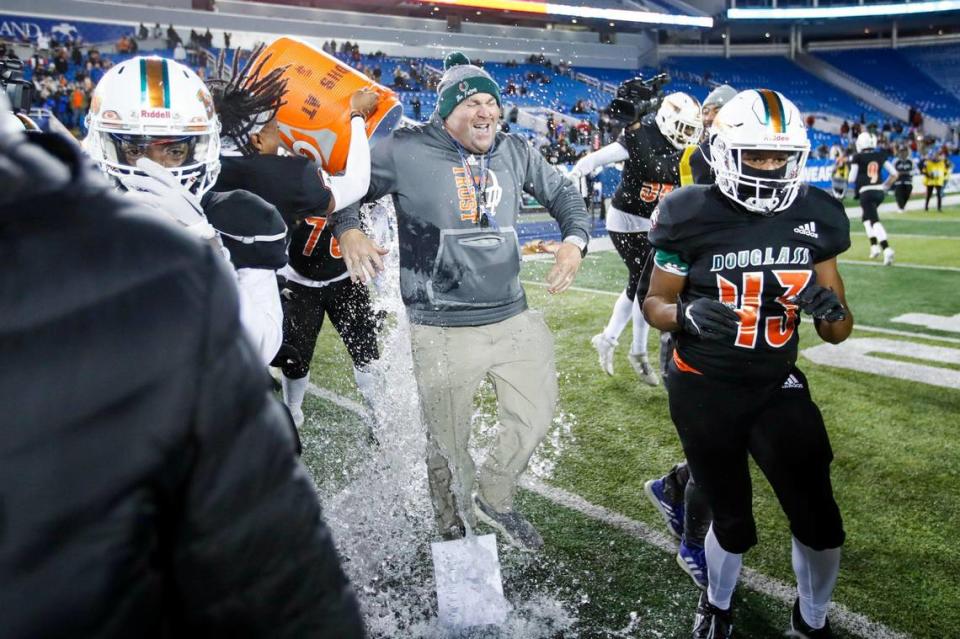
660 460 712 548
926 185 944 211
859 189 884 224
609 230 653 302
665 362 845 554
278 278 379 380
894 184 912 210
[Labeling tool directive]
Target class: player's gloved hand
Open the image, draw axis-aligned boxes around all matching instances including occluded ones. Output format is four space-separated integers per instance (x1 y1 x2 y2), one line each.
793 285 846 322
676 297 740 340
123 158 217 241
566 167 583 183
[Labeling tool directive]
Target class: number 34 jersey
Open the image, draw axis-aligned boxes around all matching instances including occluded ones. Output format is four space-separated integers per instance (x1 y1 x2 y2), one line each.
649 184 850 382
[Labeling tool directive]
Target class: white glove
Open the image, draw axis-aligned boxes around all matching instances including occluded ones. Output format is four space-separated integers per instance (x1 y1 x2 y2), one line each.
123 158 217 241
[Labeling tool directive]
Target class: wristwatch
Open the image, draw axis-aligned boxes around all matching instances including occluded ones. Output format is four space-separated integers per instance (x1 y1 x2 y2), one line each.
563 235 588 257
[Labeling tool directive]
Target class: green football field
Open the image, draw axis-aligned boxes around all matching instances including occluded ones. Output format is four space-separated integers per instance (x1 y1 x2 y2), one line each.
298 205 960 638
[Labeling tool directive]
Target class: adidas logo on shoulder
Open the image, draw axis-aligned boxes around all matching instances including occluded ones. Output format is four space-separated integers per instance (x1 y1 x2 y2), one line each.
782 374 804 390
794 222 819 238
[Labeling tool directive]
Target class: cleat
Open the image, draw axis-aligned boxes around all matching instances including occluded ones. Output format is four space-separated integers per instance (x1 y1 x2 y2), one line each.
591 333 618 376
644 478 684 540
882 247 895 266
629 352 660 387
677 540 708 590
693 591 733 639
790 598 833 638
474 495 543 552
868 245 881 259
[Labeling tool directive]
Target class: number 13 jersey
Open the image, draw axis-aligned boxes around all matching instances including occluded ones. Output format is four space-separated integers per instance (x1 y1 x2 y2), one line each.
649 184 850 382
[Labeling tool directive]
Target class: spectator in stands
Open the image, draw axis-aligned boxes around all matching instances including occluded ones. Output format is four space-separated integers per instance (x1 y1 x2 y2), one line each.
174 41 187 63
53 49 69 75
224 32 231 49
411 94 421 121
116 36 131 54
166 24 181 48
840 120 850 139
138 23 148 40
152 22 162 39
203 29 213 48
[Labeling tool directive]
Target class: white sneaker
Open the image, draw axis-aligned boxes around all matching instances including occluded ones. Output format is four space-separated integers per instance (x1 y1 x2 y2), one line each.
883 247 895 266
591 333 617 376
628 353 660 386
869 245 881 259
289 405 304 428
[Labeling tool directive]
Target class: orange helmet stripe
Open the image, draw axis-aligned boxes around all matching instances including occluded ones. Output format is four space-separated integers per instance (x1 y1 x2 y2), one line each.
140 58 170 109
757 89 786 133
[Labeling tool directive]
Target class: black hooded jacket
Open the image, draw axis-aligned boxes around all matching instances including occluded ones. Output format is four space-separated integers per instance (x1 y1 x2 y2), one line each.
0 133 364 639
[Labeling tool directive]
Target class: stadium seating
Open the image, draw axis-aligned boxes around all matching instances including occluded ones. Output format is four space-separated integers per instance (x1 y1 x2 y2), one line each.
816 48 960 123
899 43 960 116
659 55 885 122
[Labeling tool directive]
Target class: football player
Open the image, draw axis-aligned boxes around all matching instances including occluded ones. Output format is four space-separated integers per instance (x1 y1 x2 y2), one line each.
569 91 702 385
681 84 737 187
848 131 899 264
85 56 287 365
892 146 916 212
920 148 947 212
644 89 852 639
208 47 383 428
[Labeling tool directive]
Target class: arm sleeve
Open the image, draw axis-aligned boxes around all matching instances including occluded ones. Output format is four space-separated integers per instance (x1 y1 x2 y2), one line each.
332 130 398 239
235 267 284 365
847 163 859 185
520 137 591 245
572 141 629 176
173 249 363 636
883 160 898 178
326 117 371 212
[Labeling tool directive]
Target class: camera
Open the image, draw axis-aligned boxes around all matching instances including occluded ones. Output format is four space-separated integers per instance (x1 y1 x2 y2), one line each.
2 58 34 114
605 73 670 126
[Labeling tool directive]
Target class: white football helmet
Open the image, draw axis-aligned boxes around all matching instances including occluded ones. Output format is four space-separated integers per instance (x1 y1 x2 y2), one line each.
85 56 221 196
855 131 878 153
710 89 810 215
655 92 703 150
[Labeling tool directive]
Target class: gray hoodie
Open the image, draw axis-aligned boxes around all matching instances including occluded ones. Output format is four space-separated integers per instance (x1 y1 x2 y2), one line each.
333 114 590 327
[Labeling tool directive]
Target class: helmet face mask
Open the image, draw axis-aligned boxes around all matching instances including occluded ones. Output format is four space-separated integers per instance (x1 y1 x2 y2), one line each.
85 56 221 196
655 92 703 149
710 89 810 216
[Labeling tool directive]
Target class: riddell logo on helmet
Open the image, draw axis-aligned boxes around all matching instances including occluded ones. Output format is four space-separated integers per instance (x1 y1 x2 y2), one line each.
764 134 791 141
140 109 171 119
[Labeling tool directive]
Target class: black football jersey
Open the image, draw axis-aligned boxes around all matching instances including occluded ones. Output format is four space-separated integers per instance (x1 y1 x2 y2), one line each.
893 157 914 186
851 150 890 194
650 184 850 382
202 190 288 271
214 154 333 227
213 154 344 283
612 115 683 218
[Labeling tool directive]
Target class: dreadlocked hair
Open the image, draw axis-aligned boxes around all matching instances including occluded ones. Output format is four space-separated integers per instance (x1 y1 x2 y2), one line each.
208 44 290 156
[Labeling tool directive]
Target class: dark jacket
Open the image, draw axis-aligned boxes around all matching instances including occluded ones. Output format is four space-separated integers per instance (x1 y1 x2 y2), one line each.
0 133 364 639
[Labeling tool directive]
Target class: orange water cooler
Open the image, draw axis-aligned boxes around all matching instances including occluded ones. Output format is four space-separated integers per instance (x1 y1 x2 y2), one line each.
255 37 403 173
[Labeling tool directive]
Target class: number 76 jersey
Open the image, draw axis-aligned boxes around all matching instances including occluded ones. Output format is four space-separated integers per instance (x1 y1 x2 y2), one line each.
649 184 850 382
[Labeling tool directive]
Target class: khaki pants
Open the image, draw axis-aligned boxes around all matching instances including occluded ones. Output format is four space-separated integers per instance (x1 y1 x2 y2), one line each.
409 310 558 535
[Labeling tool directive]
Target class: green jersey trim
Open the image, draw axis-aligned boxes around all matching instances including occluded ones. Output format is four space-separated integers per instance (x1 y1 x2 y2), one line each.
654 249 690 276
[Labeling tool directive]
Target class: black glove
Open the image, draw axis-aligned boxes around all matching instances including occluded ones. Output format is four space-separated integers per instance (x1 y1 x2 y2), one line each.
677 297 740 340
794 285 846 322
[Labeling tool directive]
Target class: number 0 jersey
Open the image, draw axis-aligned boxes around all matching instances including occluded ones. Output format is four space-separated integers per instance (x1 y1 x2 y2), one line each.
612 116 683 219
650 184 850 382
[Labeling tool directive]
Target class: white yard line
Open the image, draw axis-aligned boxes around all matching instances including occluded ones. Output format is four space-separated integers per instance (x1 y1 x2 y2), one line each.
849 232 960 241
303 385 911 639
520 280 960 345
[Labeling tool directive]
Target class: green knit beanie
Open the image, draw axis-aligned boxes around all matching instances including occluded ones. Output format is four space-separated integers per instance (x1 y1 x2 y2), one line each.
436 52 501 120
